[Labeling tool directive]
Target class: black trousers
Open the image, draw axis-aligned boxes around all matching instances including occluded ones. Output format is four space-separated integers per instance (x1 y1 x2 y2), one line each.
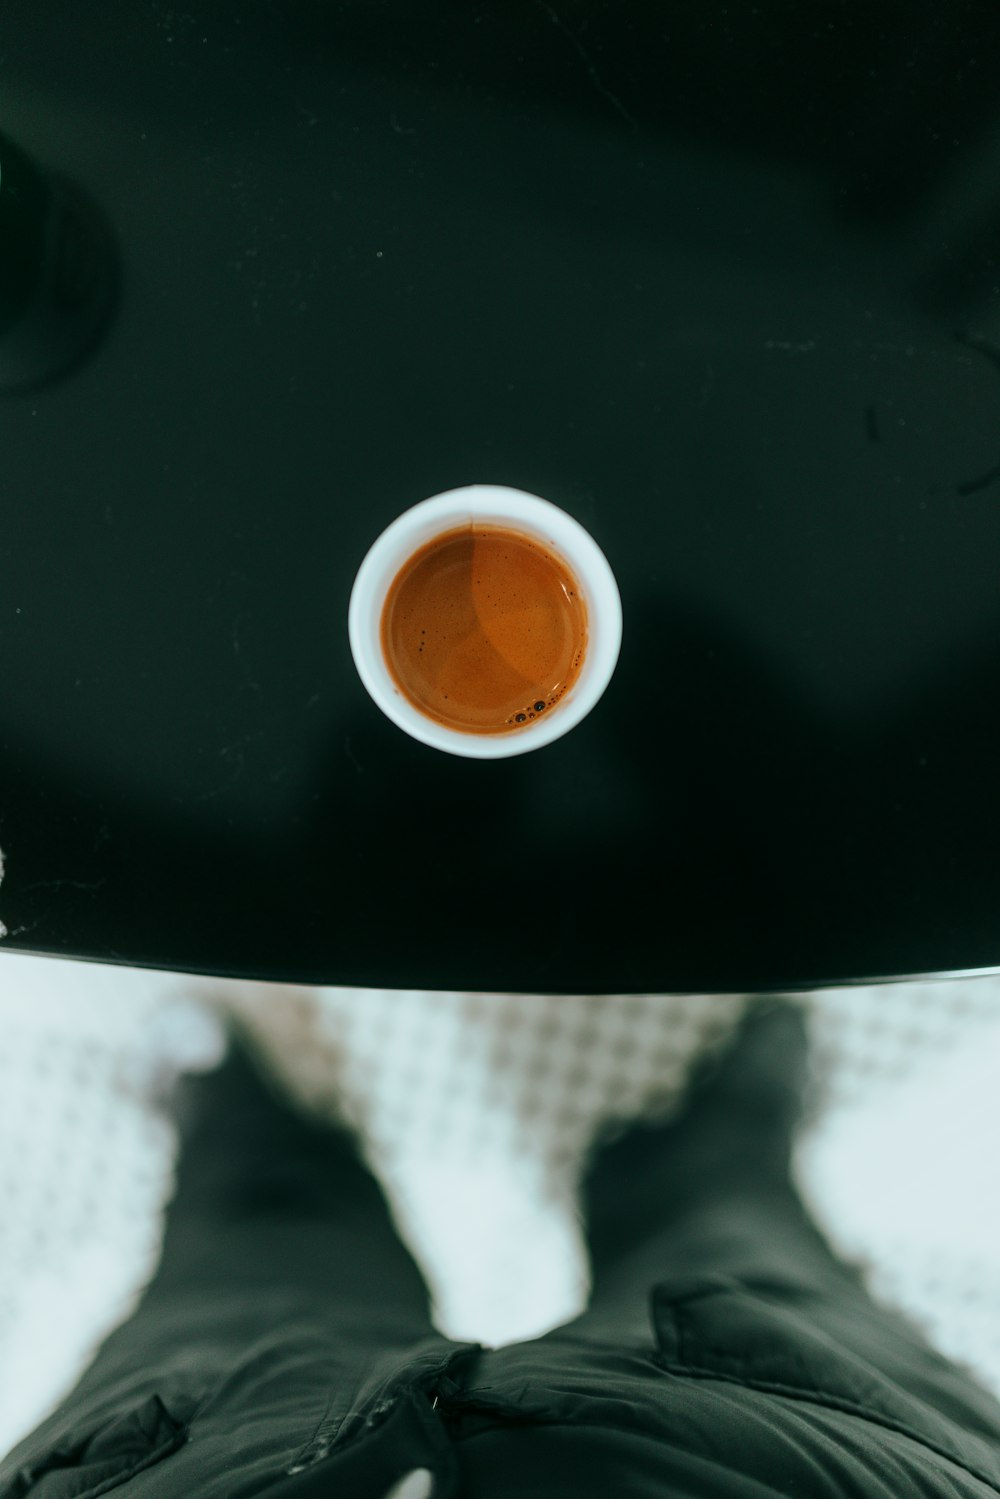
4 1003 1000 1499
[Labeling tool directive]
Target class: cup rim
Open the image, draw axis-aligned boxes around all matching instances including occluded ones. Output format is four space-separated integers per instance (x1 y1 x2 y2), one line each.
348 485 622 759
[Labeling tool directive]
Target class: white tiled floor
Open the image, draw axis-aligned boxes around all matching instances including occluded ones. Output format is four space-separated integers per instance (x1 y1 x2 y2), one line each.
1 953 999 1459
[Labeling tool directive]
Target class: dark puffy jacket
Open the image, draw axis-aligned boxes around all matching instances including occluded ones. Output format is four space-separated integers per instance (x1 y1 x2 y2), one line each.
4 1267 1000 1499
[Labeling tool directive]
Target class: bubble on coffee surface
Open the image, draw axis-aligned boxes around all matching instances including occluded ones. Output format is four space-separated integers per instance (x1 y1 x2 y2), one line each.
507 692 558 729
502 637 587 729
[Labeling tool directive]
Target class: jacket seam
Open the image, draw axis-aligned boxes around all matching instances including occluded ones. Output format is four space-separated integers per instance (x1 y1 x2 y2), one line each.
655 1358 1000 1495
451 1408 996 1495
71 1429 187 1499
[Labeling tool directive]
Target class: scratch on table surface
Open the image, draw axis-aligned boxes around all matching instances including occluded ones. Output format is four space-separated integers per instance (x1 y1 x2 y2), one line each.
184 729 269 802
213 729 268 792
218 747 247 788
955 329 1000 374
231 614 262 692
0 843 6 938
698 359 715 409
852 339 973 364
764 339 817 353
19 878 107 895
344 735 365 775
533 1 639 128
953 334 1000 494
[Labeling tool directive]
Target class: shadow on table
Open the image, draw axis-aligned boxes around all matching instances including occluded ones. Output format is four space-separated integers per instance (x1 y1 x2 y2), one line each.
2 584 1000 992
300 584 1000 991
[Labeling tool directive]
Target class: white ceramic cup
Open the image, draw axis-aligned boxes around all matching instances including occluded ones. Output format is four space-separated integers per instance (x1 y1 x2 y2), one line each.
348 485 622 759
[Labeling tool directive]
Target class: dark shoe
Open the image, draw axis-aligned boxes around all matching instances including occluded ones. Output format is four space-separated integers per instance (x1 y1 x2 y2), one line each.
669 996 811 1150
583 999 811 1260
166 1022 369 1220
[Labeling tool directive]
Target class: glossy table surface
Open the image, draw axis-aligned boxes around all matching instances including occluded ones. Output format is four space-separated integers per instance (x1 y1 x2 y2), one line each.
2 1 1000 992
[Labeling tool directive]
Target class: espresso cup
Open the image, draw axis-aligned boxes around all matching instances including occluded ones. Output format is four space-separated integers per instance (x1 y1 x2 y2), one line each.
348 485 622 759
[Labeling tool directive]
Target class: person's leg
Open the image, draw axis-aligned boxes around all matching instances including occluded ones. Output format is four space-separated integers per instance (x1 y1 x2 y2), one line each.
81 1024 436 1384
0 1025 447 1498
574 999 1000 1445
443 1002 1000 1498
580 999 839 1307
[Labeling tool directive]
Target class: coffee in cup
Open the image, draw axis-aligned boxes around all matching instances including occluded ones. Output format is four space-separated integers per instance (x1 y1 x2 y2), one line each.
349 486 621 759
380 523 588 736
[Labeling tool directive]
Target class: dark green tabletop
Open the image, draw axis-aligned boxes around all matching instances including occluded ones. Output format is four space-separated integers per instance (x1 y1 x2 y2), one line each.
2 1 1000 991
